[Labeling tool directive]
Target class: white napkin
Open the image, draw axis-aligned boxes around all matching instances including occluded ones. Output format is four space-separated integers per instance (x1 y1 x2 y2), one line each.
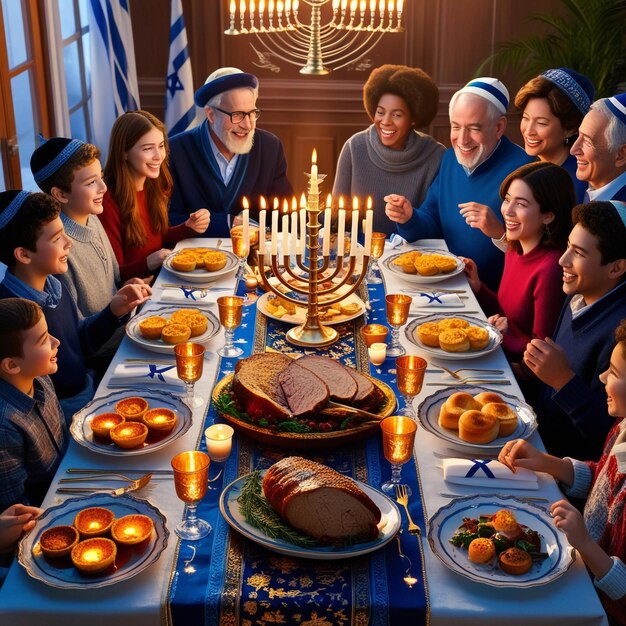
410 292 462 309
109 363 184 388
160 287 212 304
443 458 539 490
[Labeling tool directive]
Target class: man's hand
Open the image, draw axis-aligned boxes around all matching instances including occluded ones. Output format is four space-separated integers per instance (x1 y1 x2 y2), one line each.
0 504 42 552
383 194 413 224
488 314 508 334
185 209 210 233
459 202 505 239
523 337 575 390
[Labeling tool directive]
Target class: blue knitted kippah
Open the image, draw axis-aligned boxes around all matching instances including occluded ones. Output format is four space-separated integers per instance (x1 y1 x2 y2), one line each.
542 68 594 114
0 190 30 229
31 137 85 184
194 68 258 107
458 77 509 114
606 93 626 127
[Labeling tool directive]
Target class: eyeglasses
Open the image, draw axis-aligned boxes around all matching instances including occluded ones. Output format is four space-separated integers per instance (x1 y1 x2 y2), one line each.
212 107 262 124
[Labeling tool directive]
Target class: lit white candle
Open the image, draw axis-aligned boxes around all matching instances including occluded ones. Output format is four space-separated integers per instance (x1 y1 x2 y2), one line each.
310 148 318 194
258 196 266 255
205 424 234 462
298 193 306 255
368 342 387 366
337 196 346 256
364 196 373 256
322 194 332 256
350 197 359 256
290 196 298 257
242 197 250 252
281 199 289 257
230 0 236 16
271 199 279 256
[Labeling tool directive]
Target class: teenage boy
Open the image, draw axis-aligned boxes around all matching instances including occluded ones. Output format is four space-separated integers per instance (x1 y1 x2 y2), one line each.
0 191 151 421
524 200 626 460
30 137 146 370
0 298 67 510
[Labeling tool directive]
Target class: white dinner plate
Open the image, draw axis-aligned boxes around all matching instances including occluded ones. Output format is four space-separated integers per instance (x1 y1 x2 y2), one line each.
18 493 168 589
417 385 538 452
125 305 220 354
219 471 400 559
405 314 502 360
163 247 238 283
382 249 464 283
427 494 575 588
256 291 365 326
70 389 192 456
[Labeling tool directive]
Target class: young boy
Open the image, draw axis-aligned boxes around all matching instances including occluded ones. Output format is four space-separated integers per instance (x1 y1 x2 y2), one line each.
524 200 626 460
502 319 626 623
0 298 67 510
0 191 151 421
30 137 146 370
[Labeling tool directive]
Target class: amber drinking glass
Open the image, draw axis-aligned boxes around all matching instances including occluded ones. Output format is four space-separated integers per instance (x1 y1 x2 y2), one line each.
365 232 387 284
385 294 412 357
217 295 244 357
380 416 418 496
396 355 427 419
230 215 259 280
171 451 211 540
174 342 205 408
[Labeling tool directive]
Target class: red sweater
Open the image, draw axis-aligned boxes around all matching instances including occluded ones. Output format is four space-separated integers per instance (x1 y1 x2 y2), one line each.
101 189 191 282
476 244 564 361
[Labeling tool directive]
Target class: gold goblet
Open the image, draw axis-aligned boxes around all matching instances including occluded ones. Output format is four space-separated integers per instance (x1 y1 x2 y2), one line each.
365 232 387 284
230 214 259 280
396 355 427 419
385 294 412 357
217 295 244 357
174 342 205 408
380 415 417 496
171 451 211 540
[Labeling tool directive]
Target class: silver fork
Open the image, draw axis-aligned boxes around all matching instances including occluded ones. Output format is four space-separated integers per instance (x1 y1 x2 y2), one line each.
438 365 505 378
426 378 511 386
56 472 153 495
395 485 421 536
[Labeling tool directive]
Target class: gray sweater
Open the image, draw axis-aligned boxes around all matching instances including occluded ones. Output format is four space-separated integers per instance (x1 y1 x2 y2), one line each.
332 125 445 235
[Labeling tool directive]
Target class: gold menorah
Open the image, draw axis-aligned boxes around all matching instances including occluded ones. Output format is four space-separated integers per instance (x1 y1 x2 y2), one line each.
257 153 372 347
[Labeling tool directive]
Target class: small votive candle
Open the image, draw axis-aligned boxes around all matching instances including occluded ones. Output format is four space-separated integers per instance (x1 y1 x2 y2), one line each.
368 342 387 366
245 274 258 290
205 424 235 462
361 323 389 347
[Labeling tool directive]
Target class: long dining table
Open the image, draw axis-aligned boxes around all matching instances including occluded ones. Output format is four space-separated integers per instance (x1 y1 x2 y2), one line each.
0 237 609 625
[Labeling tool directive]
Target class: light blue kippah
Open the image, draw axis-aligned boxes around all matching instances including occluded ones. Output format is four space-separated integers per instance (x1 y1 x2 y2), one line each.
610 200 626 227
459 77 509 114
542 68 593 114
0 191 30 229
32 139 84 184
606 94 626 127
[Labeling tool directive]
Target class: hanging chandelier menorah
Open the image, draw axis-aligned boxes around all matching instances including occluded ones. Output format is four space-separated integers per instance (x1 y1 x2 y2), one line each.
256 150 373 347
225 0 405 75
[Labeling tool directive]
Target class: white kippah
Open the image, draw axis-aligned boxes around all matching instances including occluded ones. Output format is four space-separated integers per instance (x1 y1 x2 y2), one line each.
204 67 243 84
456 77 509 114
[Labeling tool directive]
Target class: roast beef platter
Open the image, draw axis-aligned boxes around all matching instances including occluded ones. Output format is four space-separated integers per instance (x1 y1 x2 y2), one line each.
212 353 397 448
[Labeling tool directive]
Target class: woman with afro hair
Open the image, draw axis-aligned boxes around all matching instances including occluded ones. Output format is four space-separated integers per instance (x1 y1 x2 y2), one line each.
332 64 445 235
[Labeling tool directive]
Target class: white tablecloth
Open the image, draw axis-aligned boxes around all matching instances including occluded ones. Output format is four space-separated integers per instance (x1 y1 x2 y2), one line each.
0 238 608 626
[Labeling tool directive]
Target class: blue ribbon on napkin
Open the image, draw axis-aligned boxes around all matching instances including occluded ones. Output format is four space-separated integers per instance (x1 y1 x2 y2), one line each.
145 364 176 382
417 292 444 303
465 459 496 479
180 287 199 300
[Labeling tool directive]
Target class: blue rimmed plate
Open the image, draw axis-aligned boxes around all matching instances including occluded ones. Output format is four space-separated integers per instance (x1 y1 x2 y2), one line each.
382 248 464 283
417 385 537 452
70 389 192 456
18 493 169 589
163 247 238 283
219 471 400 559
427 494 575 588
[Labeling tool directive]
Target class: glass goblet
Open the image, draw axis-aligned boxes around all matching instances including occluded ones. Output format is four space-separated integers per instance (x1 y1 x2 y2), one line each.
365 232 387 284
217 295 244 358
380 415 417 496
385 294 412 357
230 214 260 280
174 342 205 408
171 450 211 540
395 355 427 419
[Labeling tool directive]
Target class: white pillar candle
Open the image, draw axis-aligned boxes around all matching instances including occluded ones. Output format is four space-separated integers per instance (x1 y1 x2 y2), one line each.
364 197 373 256
205 424 234 462
258 197 266 253
298 194 306 255
242 200 250 252
368 342 387 365
350 208 359 256
310 148 318 194
281 199 289 257
322 195 331 256
336 197 345 255
271 203 279 256
290 197 298 258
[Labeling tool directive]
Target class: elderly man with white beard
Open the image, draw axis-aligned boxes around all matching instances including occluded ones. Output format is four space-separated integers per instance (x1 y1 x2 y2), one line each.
168 67 293 236
384 77 533 290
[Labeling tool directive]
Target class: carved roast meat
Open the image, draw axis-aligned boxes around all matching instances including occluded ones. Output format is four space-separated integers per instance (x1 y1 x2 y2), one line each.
262 456 381 542
278 360 330 416
296 354 358 403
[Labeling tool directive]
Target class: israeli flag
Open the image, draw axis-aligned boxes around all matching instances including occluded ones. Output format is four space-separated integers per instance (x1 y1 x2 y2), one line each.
165 0 198 136
88 0 140 157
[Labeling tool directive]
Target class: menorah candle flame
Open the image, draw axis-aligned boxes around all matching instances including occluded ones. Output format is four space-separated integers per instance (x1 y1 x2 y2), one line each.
257 149 373 347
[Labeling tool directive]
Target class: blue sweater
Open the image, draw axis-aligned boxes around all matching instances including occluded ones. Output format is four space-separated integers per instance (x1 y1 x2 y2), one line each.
537 281 626 461
397 137 533 290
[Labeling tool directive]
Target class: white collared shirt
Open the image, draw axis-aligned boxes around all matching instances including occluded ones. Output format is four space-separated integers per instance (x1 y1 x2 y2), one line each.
207 125 239 185
586 170 626 202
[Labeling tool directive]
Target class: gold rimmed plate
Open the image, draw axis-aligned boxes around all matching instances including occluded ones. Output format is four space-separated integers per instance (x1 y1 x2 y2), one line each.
212 373 396 448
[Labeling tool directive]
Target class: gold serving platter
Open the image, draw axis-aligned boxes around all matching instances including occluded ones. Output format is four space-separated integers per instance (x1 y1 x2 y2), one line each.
211 373 396 449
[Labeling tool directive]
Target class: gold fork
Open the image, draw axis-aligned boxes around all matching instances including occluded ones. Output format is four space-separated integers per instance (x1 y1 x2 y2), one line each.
56 473 152 496
395 485 421 535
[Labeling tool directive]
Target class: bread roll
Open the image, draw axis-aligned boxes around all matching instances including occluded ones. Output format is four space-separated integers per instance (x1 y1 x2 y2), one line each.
439 329 470 352
482 402 518 437
458 410 499 443
414 256 439 276
491 509 519 533
467 538 495 564
432 254 457 273
138 316 168 340
466 325 490 350
473 391 504 407
498 547 532 575
417 321 441 348
171 254 197 272
438 392 481 430
439 317 470 331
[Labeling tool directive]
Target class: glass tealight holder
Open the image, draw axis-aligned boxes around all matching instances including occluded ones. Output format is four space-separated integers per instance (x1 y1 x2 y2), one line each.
204 424 234 462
